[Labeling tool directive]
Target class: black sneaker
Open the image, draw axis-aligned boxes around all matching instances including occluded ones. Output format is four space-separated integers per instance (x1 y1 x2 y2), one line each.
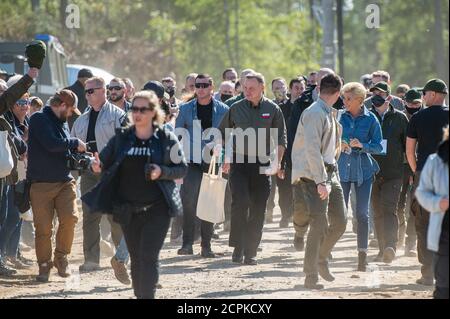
244 257 257 265
177 245 193 255
293 235 304 251
0 260 16 277
200 248 216 258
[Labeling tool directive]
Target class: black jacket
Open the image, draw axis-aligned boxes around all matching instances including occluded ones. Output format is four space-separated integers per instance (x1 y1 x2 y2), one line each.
27 106 79 183
371 105 409 180
65 80 88 113
81 125 188 217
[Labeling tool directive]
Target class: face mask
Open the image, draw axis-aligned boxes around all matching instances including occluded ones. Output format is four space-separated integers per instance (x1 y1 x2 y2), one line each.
405 104 421 115
371 95 386 108
221 94 233 102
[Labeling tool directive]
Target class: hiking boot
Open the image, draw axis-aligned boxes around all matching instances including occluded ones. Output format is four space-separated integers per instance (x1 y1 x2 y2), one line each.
6 256 31 270
318 262 335 282
279 217 290 228
383 247 396 264
293 235 304 252
177 245 193 255
357 251 367 272
36 262 53 282
111 256 131 285
304 276 324 290
416 277 434 286
200 247 216 258
232 247 243 264
79 261 101 273
0 260 16 277
54 255 71 278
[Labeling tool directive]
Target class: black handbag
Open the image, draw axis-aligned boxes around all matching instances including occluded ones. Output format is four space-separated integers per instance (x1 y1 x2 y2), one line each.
14 180 31 214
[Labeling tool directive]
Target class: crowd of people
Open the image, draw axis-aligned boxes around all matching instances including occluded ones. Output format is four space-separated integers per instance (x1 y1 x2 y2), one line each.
0 54 448 299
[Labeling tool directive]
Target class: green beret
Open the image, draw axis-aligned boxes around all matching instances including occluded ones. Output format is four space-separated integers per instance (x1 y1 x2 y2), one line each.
25 40 47 69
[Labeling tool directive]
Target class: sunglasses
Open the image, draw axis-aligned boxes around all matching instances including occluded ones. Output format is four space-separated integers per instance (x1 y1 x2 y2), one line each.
85 87 103 95
108 86 124 91
16 99 30 107
195 83 211 89
130 106 152 114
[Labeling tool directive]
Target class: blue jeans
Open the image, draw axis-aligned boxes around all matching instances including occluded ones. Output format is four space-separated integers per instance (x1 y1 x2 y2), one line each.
115 236 129 263
0 186 23 258
341 178 373 251
350 184 374 235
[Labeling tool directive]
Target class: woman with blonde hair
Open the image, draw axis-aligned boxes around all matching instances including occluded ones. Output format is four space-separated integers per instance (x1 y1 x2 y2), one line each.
82 90 188 299
338 82 383 271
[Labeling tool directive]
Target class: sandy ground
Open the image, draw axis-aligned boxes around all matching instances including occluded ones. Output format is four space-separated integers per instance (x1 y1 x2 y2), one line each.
0 197 433 299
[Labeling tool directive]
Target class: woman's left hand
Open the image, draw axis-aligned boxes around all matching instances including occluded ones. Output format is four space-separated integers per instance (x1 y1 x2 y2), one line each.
149 164 162 180
350 138 363 149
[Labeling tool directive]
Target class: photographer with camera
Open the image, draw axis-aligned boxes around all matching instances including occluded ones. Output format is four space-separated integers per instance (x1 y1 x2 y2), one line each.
82 90 187 299
71 76 128 274
27 89 83 282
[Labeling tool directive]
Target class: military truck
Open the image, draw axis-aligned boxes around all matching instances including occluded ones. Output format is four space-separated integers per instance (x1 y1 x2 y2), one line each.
0 34 68 103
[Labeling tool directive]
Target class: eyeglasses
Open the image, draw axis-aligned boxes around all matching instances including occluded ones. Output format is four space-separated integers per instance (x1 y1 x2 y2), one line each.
195 83 211 89
108 86 124 91
130 106 152 114
16 99 30 107
85 87 103 95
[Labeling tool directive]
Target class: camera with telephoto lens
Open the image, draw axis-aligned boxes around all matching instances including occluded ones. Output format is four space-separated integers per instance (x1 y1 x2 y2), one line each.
67 152 95 172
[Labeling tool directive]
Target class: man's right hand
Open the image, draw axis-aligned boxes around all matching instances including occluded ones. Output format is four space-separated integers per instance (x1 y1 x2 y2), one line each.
222 162 230 174
317 183 329 200
77 139 87 153
27 68 39 79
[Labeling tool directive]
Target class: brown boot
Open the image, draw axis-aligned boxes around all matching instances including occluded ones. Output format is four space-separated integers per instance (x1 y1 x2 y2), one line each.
54 254 71 278
36 261 53 282
110 257 131 285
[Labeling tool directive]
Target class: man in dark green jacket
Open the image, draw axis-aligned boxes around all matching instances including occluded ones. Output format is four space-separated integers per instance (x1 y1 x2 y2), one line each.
370 94 409 264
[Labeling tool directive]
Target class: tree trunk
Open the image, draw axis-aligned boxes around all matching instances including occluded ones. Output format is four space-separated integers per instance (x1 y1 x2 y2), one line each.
31 0 40 12
224 0 235 67
434 0 448 84
60 0 68 30
321 0 336 70
234 0 240 70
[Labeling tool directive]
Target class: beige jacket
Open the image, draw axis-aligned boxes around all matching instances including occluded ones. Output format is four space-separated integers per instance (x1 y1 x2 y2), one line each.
291 98 342 185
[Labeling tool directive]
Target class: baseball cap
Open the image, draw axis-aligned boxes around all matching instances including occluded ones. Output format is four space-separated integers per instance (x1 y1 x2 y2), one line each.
419 79 448 94
370 81 391 95
56 89 81 115
143 80 170 99
404 89 422 103
77 68 94 79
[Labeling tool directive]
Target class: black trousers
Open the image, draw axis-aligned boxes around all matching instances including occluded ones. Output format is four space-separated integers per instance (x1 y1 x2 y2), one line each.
121 200 171 299
276 166 294 220
411 171 434 279
372 177 402 252
433 253 449 299
228 162 271 258
180 164 213 248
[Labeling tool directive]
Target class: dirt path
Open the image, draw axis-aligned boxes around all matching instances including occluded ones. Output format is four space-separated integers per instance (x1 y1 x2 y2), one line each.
0 203 433 299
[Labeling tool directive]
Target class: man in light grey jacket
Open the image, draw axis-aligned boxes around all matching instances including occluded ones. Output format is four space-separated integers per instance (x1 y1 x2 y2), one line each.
71 76 128 273
291 74 347 290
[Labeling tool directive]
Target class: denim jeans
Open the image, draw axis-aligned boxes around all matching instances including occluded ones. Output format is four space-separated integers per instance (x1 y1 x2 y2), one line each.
341 177 373 251
115 236 130 263
350 184 374 235
0 186 23 258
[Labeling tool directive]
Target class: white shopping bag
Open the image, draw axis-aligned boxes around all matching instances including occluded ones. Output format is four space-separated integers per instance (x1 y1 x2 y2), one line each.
196 156 227 224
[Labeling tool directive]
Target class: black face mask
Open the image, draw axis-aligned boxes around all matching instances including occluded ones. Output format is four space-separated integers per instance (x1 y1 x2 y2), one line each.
405 104 421 116
371 95 386 108
221 94 233 102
